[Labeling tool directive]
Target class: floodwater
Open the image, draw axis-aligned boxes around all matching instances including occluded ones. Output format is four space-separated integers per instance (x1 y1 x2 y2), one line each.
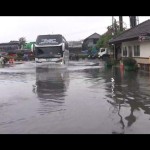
0 59 150 134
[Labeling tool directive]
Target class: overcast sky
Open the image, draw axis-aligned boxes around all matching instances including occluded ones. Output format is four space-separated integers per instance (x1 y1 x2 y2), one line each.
0 16 150 43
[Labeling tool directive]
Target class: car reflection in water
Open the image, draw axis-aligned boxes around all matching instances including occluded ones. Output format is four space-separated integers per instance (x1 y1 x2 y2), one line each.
33 67 69 115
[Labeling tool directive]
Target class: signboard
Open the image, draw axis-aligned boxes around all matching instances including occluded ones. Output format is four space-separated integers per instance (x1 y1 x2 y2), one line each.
36 35 62 45
39 39 58 45
138 36 150 42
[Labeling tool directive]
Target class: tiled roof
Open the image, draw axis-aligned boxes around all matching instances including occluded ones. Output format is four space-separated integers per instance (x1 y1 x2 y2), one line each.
84 33 101 40
109 19 150 44
0 41 20 45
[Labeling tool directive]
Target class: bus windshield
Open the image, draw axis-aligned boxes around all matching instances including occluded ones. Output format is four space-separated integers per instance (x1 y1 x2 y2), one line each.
35 46 63 58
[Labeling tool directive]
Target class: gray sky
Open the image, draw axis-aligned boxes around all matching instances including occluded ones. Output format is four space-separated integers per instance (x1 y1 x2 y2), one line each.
0 16 150 43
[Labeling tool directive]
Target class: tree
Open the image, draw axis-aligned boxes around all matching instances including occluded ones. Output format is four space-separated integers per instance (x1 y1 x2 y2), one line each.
96 21 126 49
96 34 112 49
19 37 26 49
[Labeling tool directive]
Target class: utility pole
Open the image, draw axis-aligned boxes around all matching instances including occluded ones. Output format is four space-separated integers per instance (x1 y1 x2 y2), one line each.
136 16 139 25
112 16 114 35
112 16 114 27
129 16 137 28
114 19 117 36
119 16 123 31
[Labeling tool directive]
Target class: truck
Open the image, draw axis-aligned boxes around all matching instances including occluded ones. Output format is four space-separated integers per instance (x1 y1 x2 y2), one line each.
98 48 111 59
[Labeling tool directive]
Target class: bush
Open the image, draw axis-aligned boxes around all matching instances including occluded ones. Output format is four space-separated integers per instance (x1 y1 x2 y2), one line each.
78 54 88 59
105 58 119 67
122 57 138 71
122 57 137 66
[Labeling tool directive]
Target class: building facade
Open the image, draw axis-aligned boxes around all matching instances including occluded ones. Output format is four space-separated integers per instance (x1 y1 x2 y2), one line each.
109 20 150 68
68 40 83 54
0 41 20 52
82 33 101 50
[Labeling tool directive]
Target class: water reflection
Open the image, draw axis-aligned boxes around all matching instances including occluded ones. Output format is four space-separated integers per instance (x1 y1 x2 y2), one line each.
33 67 69 115
105 67 150 133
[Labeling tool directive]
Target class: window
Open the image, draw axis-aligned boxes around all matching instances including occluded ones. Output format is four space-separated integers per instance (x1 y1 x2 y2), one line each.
128 46 132 57
35 46 62 58
123 47 127 56
100 48 105 52
134 45 140 56
93 39 98 44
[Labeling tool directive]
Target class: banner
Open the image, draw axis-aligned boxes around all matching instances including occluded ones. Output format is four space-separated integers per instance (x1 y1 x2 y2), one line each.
138 36 150 42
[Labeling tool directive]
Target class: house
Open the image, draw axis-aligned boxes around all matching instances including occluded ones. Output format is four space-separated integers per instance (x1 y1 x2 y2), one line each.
82 33 101 50
0 41 20 52
109 20 150 70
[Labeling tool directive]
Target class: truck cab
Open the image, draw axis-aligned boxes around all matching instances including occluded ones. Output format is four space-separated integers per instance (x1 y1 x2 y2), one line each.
98 48 110 59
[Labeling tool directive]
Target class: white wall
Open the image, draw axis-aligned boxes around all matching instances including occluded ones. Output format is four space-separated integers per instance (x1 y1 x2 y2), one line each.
140 41 150 57
122 40 150 58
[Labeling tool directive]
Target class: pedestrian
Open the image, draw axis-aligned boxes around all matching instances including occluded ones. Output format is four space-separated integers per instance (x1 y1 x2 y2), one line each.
23 53 29 61
0 55 5 65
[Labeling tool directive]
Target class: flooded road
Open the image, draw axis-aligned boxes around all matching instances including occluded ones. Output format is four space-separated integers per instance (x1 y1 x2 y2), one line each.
0 60 150 134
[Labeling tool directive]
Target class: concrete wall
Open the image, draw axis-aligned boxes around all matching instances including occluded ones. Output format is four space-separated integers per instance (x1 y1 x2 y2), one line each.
140 41 150 57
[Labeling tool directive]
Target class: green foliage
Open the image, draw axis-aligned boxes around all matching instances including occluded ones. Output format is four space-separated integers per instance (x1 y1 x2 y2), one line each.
124 65 138 71
105 58 119 67
96 34 112 49
88 46 93 51
19 37 26 49
17 52 24 57
122 57 137 66
122 57 138 71
111 59 119 65
78 54 88 59
105 59 113 67
96 21 126 49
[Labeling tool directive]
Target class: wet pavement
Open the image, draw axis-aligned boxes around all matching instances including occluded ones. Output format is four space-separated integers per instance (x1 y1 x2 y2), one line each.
0 59 150 134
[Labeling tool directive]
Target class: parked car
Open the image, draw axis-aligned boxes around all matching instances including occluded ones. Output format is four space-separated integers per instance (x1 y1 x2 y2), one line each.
0 51 8 56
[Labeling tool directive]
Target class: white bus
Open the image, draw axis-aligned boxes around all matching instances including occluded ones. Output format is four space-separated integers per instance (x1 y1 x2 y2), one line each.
34 34 69 68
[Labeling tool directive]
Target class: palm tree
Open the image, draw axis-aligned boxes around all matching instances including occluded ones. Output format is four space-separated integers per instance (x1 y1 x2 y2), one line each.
19 37 26 49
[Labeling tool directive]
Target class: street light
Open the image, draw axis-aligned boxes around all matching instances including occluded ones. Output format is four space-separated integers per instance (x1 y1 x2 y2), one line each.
112 44 115 59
